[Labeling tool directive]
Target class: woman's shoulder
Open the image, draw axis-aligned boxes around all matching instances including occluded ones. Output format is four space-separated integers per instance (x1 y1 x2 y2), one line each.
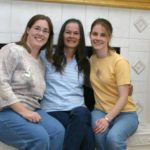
111 51 128 62
40 50 48 63
0 43 25 68
110 51 129 68
40 50 54 67
89 54 96 62
1 43 24 52
0 43 25 58
40 50 46 59
1 43 14 51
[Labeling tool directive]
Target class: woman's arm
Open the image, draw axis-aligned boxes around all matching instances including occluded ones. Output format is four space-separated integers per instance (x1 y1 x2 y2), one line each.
0 44 21 108
10 102 41 123
105 85 129 121
0 44 41 123
93 85 129 133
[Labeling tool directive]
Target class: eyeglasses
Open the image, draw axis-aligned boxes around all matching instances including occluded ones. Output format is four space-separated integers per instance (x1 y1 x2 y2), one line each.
32 26 49 35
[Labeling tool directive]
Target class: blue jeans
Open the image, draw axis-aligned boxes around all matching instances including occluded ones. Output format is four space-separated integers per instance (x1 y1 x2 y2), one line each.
92 109 139 150
0 108 65 150
49 106 95 150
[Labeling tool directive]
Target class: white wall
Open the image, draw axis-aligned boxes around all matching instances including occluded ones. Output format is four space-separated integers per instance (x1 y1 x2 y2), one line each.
0 0 150 123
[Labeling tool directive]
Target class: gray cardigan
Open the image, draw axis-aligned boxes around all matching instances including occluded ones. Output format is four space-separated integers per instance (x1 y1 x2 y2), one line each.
0 43 45 110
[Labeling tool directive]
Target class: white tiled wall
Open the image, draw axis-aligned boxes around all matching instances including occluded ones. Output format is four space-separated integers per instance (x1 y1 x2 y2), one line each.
0 0 150 123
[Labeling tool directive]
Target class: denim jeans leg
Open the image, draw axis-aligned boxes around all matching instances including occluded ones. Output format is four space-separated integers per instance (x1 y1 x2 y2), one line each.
37 109 65 150
91 109 108 150
0 109 49 150
0 108 65 150
63 106 95 150
49 111 70 128
106 112 139 150
80 124 95 150
49 107 95 150
91 109 139 150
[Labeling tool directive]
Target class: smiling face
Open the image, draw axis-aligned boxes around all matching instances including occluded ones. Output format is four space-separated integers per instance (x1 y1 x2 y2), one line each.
26 19 50 51
63 22 80 50
90 24 111 52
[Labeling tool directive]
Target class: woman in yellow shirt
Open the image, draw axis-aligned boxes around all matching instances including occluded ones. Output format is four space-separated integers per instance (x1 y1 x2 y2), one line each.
89 18 139 150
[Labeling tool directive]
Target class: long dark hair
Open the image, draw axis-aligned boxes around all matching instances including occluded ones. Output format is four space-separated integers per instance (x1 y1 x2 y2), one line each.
53 18 90 85
17 14 54 58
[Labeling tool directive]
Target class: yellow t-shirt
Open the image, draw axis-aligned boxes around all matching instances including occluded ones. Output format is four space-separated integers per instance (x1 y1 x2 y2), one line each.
90 51 136 113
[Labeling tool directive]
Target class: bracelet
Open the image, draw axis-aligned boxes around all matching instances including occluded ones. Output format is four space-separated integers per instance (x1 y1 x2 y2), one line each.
104 116 110 123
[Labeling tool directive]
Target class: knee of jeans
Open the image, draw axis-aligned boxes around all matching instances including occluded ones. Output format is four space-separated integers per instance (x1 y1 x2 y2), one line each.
72 107 91 123
106 133 126 149
106 132 123 146
37 132 49 144
54 125 65 140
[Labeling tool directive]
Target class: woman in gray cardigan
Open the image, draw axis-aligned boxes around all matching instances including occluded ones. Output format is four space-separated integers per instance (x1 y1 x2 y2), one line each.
0 14 64 150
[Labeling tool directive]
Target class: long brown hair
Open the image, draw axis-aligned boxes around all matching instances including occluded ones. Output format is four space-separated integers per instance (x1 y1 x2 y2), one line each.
17 14 54 58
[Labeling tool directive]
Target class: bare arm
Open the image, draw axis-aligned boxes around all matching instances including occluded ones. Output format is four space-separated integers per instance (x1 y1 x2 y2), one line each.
10 102 41 123
105 85 129 121
94 85 129 133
